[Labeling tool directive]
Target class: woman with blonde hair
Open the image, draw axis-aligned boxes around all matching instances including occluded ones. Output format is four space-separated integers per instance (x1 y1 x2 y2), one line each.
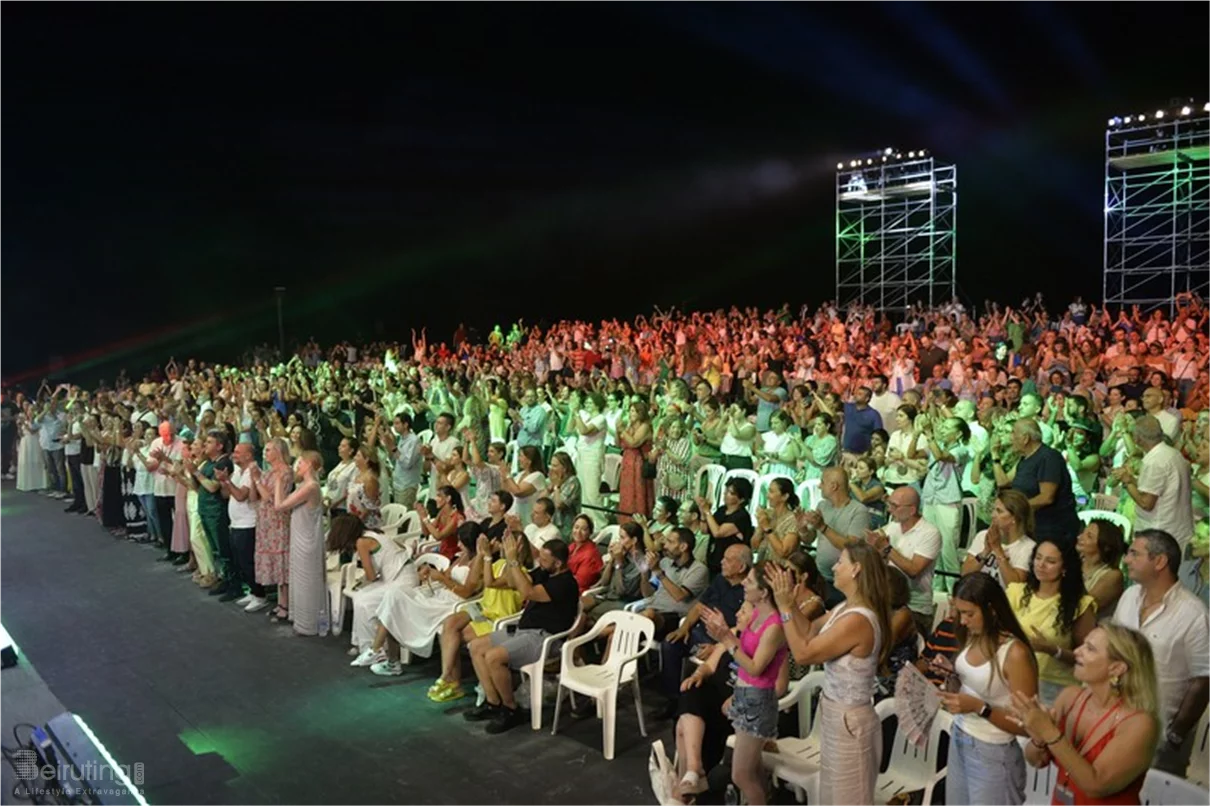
962 489 1037 587
767 540 893 804
1015 624 1160 805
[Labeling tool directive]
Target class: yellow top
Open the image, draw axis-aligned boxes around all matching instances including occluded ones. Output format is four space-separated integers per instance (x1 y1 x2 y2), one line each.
481 559 525 622
1006 582 1096 687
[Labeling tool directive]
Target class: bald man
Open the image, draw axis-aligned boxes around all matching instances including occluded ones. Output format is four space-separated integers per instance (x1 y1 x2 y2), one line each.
867 486 942 637
799 466 870 607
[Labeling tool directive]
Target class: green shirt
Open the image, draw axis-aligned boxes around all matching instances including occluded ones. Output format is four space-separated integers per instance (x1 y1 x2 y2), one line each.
197 456 232 518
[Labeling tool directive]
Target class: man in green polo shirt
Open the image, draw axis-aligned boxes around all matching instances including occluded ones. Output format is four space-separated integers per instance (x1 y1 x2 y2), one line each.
189 430 236 601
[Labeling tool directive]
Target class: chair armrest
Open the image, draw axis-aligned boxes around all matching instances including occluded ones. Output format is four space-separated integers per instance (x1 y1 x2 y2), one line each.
582 585 607 599
922 767 947 806
455 597 485 615
777 674 810 712
623 597 653 613
494 613 522 631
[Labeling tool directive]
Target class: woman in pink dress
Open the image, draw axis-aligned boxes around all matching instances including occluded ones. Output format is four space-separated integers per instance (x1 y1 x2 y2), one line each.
253 437 293 622
617 401 654 524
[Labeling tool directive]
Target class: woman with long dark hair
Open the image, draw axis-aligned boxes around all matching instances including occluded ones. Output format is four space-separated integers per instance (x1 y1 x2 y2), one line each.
935 572 1038 805
1076 519 1125 621
753 477 800 562
617 400 654 523
413 485 466 561
1007 539 1097 705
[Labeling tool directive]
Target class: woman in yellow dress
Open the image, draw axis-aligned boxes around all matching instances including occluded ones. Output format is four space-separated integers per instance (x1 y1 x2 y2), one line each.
1006 538 1097 706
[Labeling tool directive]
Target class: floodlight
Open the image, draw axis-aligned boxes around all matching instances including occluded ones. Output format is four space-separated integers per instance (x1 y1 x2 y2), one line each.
1182 106 1192 115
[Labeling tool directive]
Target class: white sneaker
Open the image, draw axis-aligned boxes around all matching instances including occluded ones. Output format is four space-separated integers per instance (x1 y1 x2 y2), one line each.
351 648 386 667
370 659 403 677
243 596 270 613
235 594 254 607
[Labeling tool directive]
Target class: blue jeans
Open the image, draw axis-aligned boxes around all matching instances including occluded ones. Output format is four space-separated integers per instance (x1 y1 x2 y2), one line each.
140 494 160 540
946 724 1025 805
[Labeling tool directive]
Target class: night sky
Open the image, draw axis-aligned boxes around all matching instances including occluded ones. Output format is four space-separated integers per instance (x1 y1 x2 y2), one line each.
4 3 1207 384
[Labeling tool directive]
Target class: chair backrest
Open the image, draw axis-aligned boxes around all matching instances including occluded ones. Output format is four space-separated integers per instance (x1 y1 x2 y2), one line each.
1023 761 1059 806
396 510 422 537
379 503 407 534
883 695 949 783
596 610 656 681
694 463 726 506
755 473 792 509
719 468 761 518
778 669 825 739
796 478 823 511
603 453 623 492
959 497 979 550
593 524 621 548
506 440 520 474
415 553 451 572
1092 493 1120 514
1077 509 1133 544
417 429 433 445
1140 768 1210 806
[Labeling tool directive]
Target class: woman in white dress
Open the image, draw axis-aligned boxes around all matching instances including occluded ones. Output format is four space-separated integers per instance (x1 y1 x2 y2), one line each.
573 393 607 527
16 402 48 492
324 514 415 663
366 521 486 676
275 450 329 637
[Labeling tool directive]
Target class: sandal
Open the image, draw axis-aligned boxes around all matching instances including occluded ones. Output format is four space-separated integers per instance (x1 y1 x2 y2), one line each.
270 606 289 622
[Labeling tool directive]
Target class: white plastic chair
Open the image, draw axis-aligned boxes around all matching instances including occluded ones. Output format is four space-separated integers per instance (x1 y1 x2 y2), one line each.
1022 758 1059 805
959 497 979 551
551 610 655 760
493 606 584 730
755 472 792 509
1077 509 1133 544
730 673 824 802
694 463 726 507
603 453 623 492
325 558 363 637
417 429 433 445
1140 768 1210 805
379 503 407 535
796 478 823 511
1091 493 1120 513
395 510 422 540
876 708 952 804
593 524 621 549
1188 706 1210 788
719 467 761 518
932 590 951 633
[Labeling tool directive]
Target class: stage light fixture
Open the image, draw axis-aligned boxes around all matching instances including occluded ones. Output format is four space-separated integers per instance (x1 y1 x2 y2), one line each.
1182 106 1192 115
1138 114 1146 121
908 151 916 158
837 162 844 170
1124 116 1133 124
1204 102 1209 111
881 156 887 162
1154 110 1164 119
850 160 859 168
884 147 893 155
1107 117 1115 126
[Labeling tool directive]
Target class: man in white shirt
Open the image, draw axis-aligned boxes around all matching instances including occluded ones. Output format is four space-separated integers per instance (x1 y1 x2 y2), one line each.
218 442 268 612
1141 387 1181 442
869 375 902 434
1114 530 1209 775
523 497 561 549
421 413 461 504
144 422 185 562
62 414 87 514
1112 416 1194 550
867 485 942 637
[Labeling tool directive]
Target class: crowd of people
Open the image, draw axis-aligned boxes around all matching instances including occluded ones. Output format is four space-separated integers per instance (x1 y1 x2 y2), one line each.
3 290 1208 804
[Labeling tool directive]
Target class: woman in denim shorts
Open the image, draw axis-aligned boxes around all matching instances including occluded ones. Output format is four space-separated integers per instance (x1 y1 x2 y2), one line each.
700 562 788 805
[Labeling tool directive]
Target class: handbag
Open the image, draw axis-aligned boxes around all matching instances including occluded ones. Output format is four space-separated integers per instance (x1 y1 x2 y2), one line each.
642 459 658 480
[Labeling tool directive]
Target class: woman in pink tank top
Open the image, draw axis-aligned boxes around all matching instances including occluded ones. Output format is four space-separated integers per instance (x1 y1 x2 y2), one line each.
701 561 788 805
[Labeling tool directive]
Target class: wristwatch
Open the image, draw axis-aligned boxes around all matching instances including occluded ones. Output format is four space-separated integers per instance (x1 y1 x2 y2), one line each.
978 703 993 720
1166 728 1185 746
780 611 792 624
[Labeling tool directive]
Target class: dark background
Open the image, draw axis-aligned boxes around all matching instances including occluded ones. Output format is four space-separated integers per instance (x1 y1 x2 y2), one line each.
4 3 1208 385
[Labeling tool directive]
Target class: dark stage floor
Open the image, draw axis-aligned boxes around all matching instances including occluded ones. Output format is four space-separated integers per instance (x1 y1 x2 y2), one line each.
0 486 666 804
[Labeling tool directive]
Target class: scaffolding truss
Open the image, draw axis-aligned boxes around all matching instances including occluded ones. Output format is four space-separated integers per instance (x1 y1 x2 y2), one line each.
1104 107 1210 314
835 155 957 313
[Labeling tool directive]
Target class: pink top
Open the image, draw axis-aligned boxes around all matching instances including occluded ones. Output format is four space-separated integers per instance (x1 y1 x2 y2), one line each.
736 611 788 689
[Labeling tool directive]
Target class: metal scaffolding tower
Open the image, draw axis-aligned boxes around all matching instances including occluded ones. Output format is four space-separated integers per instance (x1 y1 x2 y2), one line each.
835 151 957 313
1104 103 1210 315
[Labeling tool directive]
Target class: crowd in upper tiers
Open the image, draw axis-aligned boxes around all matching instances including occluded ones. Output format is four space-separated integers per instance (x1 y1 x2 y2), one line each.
4 290 1207 805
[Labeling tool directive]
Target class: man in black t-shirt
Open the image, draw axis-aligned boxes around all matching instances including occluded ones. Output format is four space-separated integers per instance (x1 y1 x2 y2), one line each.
464 535 579 735
993 418 1080 547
